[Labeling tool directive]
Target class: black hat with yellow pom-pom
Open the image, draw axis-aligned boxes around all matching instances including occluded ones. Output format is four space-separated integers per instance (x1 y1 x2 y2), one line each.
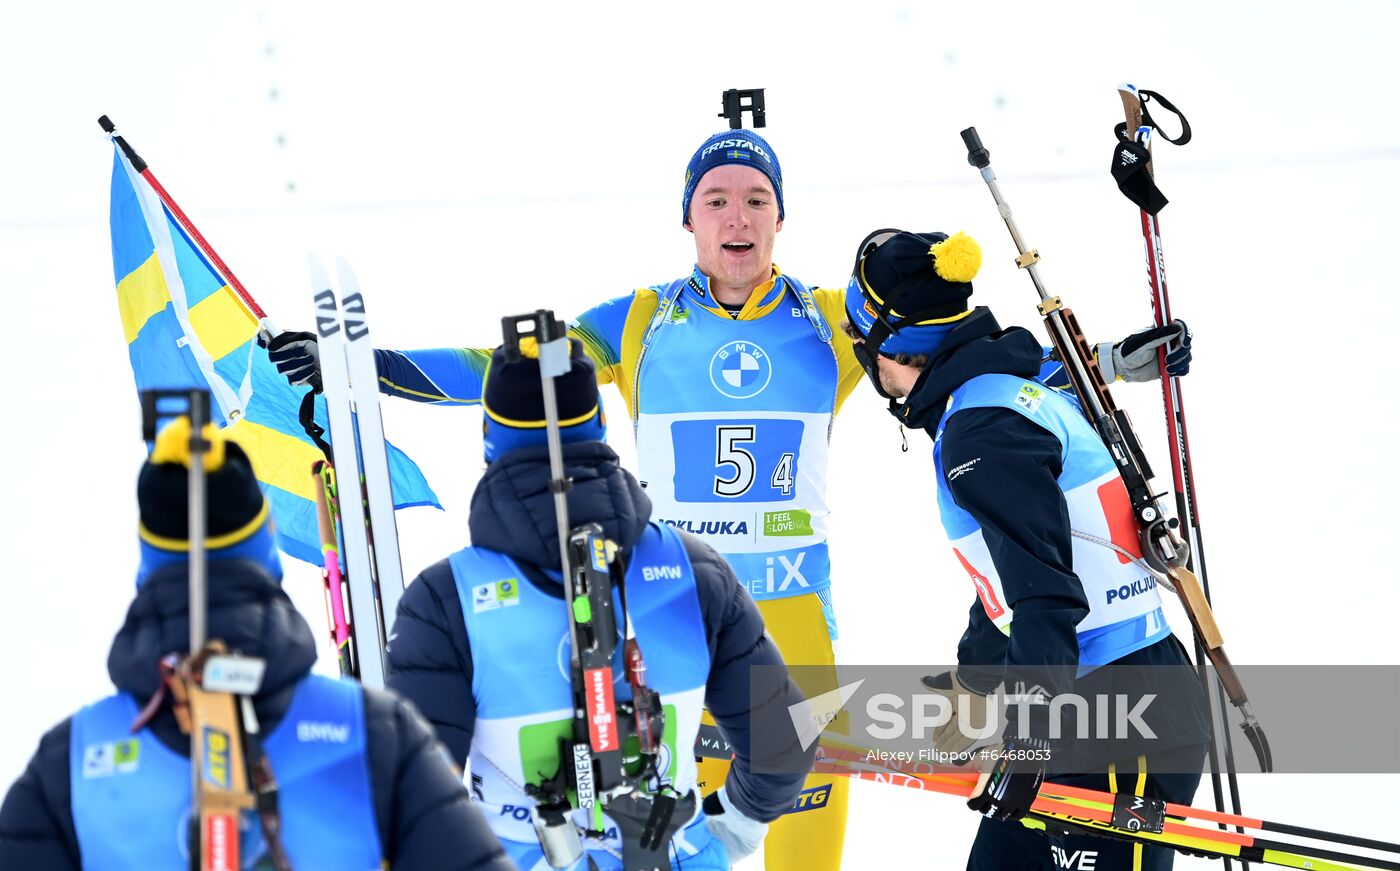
844 229 983 358
136 417 282 587
481 336 607 463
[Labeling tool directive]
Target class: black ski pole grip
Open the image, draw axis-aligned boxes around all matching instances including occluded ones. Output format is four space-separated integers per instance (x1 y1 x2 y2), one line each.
961 127 990 168
98 115 115 134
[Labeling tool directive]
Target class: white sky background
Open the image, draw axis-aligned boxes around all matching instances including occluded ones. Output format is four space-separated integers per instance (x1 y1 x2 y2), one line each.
2 1 1398 867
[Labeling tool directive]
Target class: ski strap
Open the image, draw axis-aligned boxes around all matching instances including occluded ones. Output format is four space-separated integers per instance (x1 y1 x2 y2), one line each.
298 390 332 457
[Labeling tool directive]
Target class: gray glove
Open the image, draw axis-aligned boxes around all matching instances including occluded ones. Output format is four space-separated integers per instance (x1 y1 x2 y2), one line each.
920 670 998 761
264 329 322 391
1097 319 1192 383
703 786 768 864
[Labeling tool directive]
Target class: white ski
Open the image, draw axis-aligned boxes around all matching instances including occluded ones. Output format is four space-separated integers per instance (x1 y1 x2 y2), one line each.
309 255 389 689
334 258 407 635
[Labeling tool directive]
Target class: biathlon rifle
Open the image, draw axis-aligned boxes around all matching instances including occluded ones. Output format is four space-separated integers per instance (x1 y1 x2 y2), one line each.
138 389 292 871
958 128 1273 774
504 311 683 871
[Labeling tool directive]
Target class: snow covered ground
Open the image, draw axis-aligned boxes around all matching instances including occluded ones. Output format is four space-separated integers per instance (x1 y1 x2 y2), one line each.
2 2 1398 867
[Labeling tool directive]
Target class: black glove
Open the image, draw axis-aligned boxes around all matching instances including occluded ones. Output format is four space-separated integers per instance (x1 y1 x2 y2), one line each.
966 736 1050 822
1098 319 1192 383
264 330 322 391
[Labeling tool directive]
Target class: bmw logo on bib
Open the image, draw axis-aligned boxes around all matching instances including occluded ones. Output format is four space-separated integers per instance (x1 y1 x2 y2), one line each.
709 341 772 399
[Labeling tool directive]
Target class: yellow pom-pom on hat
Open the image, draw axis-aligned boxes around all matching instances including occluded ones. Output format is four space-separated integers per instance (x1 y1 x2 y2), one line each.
854 228 979 323
150 415 227 472
930 231 982 284
516 336 541 360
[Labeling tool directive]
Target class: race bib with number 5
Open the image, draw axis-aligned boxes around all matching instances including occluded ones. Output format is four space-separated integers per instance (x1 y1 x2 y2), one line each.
671 419 803 503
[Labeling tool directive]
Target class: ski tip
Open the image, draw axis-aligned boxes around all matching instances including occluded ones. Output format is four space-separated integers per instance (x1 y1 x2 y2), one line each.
98 115 115 134
334 257 364 298
306 252 334 294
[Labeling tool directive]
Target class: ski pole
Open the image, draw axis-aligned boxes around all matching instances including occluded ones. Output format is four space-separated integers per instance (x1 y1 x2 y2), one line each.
98 116 275 338
959 125 1273 774
312 460 355 677
1112 81 1251 864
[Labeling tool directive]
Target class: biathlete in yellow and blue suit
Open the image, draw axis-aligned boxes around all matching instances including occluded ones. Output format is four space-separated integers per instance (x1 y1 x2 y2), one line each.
264 128 1195 870
268 128 861 869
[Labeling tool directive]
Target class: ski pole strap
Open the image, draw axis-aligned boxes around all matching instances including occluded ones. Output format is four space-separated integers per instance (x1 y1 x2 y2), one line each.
1111 137 1169 216
298 390 332 457
1115 89 1192 147
1139 89 1191 145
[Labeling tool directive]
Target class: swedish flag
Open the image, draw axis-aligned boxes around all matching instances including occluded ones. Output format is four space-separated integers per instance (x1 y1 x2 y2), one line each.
108 144 439 565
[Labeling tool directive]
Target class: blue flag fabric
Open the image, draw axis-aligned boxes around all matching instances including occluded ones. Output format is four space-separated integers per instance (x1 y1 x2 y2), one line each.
108 146 439 565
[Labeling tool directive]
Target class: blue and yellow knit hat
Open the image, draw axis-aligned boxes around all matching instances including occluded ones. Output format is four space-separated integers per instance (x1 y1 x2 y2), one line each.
482 337 607 463
682 130 784 225
136 417 282 587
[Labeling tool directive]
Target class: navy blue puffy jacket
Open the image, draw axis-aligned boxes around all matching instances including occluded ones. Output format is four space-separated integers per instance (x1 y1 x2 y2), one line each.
0 560 512 871
386 441 816 822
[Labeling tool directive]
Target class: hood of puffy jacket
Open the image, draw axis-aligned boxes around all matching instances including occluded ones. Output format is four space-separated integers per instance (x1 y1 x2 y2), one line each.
469 441 651 570
896 306 1045 433
108 558 319 735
